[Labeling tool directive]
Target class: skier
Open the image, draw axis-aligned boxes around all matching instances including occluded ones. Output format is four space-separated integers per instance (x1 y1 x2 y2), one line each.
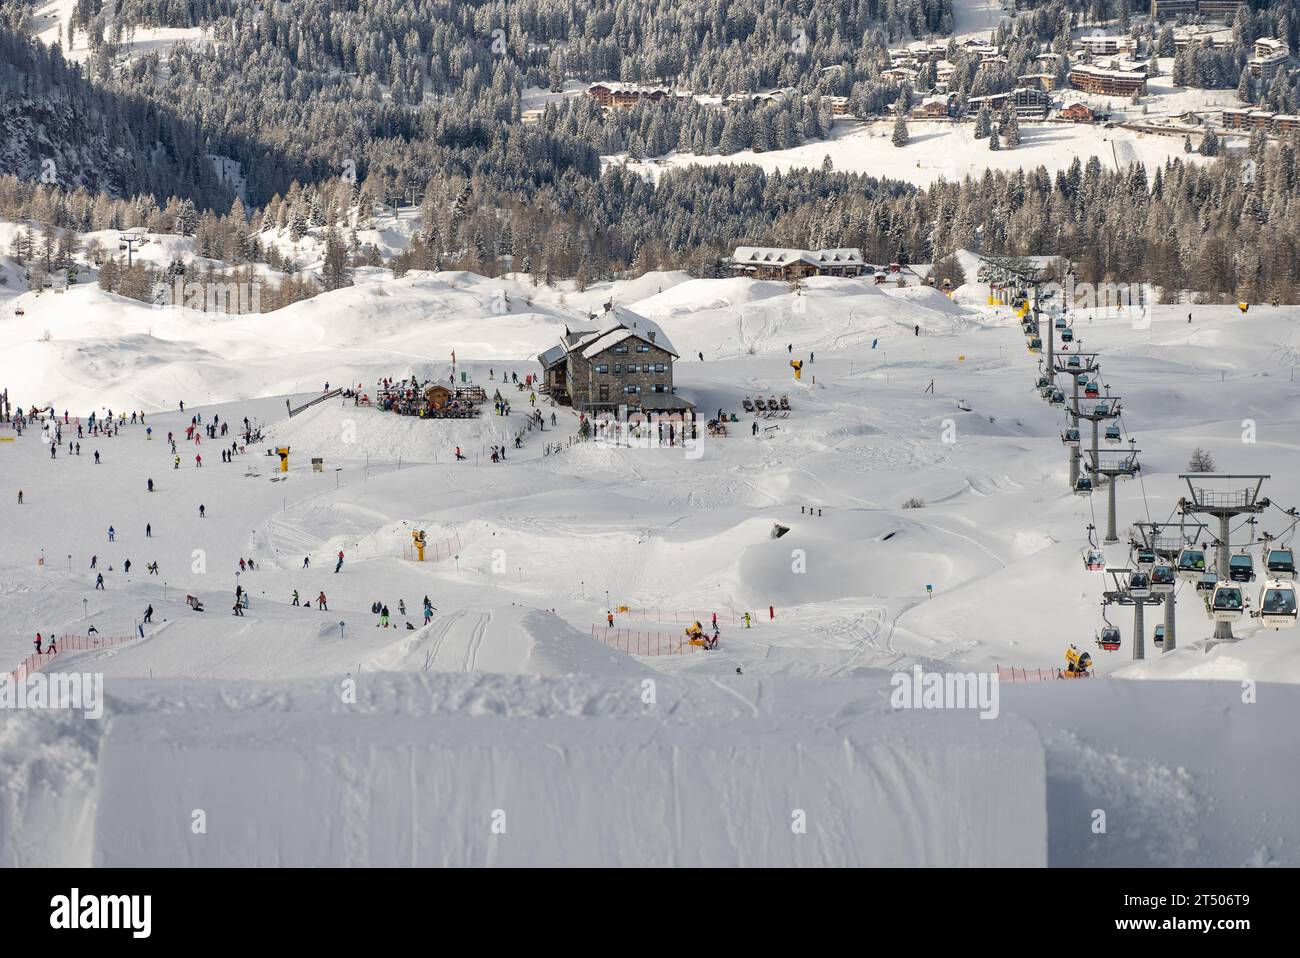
232 600 244 617
91 555 97 569
94 450 100 464
455 446 465 461
147 478 154 492
380 605 390 628
108 526 115 541
199 504 206 518
423 597 434 624
317 591 328 611
174 456 180 469
711 612 718 631
95 573 105 590
144 605 153 624
146 523 152 537
16 491 21 504
914 323 920 336
742 612 752 628
303 556 310 569
196 454 202 467
335 550 344 573
607 611 614 627
398 599 406 616
124 559 131 573
292 589 300 607
34 633 42 654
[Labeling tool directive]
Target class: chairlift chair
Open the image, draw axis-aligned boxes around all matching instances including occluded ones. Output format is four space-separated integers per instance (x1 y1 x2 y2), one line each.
1265 548 1296 580
1210 582 1247 623
1096 604 1121 651
1176 548 1207 581
1228 554 1255 583
1255 580 1298 630
1151 563 1176 593
1128 571 1151 598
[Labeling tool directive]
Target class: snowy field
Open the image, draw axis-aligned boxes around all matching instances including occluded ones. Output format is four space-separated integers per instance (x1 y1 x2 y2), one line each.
3 252 1300 865
606 118 1211 188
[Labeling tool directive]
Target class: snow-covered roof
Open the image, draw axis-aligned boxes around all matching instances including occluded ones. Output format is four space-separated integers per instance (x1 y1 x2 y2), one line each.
731 247 865 268
1069 64 1146 81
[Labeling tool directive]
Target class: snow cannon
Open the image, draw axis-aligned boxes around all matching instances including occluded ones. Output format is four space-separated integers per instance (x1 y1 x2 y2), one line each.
412 530 426 562
1238 301 1249 315
276 446 290 473
1063 645 1093 678
790 359 803 381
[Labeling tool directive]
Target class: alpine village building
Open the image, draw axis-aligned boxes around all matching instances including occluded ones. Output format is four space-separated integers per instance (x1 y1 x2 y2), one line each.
538 307 694 416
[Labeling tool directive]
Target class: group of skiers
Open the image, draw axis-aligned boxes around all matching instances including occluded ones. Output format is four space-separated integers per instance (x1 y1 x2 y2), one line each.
365 596 435 629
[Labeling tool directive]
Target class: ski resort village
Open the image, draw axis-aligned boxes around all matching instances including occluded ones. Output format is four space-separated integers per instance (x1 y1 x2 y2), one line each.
1 0 1299 885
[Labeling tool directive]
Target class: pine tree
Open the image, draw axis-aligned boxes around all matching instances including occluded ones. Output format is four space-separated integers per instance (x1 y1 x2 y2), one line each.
892 114 909 147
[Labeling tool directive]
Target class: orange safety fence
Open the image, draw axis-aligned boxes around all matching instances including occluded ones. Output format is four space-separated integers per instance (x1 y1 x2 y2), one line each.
8 633 138 681
606 608 764 627
401 533 463 562
996 664 1096 683
591 625 704 656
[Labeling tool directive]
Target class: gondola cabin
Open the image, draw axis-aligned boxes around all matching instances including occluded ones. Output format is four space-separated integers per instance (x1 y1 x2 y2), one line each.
1265 548 1296 580
1257 581 1298 629
1176 548 1207 580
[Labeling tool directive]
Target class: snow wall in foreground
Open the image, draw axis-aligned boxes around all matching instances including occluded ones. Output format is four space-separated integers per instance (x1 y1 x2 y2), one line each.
92 709 1046 866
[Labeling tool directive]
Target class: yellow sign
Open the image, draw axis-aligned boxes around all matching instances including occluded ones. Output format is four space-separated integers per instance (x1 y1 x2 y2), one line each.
0 437 13 443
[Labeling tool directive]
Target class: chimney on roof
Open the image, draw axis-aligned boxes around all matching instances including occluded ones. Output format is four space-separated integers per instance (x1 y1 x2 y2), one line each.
648 330 656 342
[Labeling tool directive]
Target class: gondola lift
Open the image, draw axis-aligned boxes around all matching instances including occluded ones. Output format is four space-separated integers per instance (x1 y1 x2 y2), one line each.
1255 580 1298 630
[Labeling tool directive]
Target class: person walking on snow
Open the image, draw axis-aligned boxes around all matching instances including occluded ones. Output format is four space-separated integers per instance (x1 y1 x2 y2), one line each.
232 600 244 617
16 490 21 504
317 591 328 611
108 526 115 542
146 523 151 537
95 573 105 590
144 605 153 624
34 634 42 655
303 556 310 568
380 605 390 628
292 590 300 606
607 611 614 627
199 504 206 518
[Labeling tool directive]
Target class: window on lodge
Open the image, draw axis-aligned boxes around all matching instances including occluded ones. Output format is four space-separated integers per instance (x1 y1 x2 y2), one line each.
624 384 640 394
595 364 609 374
613 344 629 354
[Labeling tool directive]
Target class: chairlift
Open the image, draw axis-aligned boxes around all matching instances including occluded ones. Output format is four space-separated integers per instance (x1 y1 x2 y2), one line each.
1062 428 1080 447
1084 548 1106 571
1084 381 1100 398
1093 402 1110 416
1228 553 1255 583
1027 338 1042 353
1210 582 1246 623
1196 571 1218 594
1134 548 1156 572
1049 388 1065 406
1255 580 1298 630
1073 476 1094 496
1265 548 1296 580
1151 563 1176 593
1176 548 1207 580
1054 317 1068 330
1036 375 1051 391
1128 571 1151 598
1060 328 1074 343
1066 355 1081 369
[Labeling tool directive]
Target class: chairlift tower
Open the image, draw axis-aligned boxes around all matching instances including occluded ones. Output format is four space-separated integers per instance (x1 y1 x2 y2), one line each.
1130 520 1206 654
1102 567 1165 661
1075 394 1122 499
1053 352 1100 487
118 233 144 268
1178 475 1270 643
1084 445 1141 544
